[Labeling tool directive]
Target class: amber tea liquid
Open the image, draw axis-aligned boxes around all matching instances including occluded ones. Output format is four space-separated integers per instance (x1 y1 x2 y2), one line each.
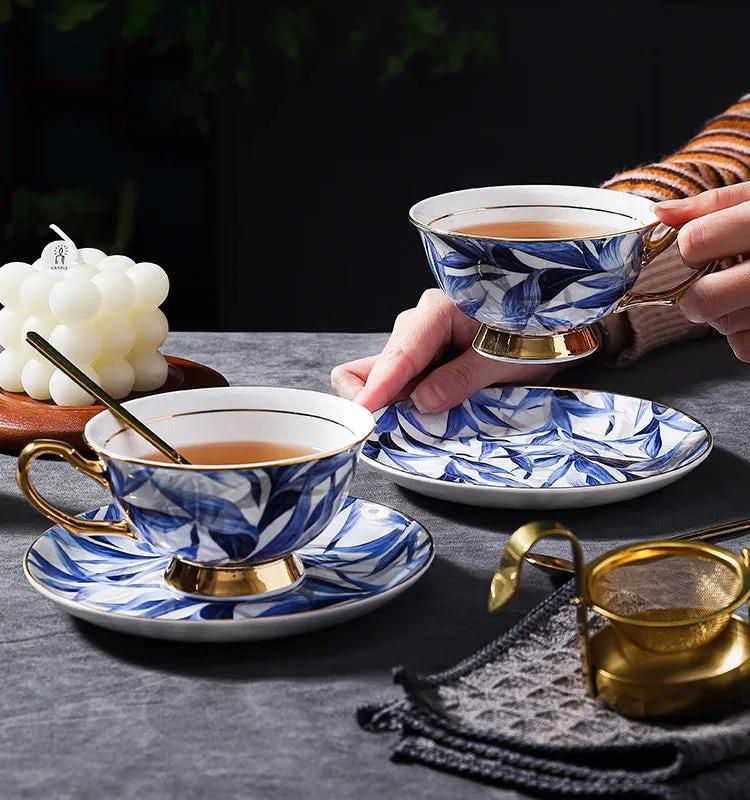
143 441 318 465
452 220 622 239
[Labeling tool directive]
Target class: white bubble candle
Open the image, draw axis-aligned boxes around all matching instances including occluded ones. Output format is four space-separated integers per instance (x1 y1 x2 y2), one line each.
0 225 170 405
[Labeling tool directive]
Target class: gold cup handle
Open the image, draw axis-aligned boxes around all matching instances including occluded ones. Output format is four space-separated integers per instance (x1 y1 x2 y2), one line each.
616 226 720 311
16 439 133 538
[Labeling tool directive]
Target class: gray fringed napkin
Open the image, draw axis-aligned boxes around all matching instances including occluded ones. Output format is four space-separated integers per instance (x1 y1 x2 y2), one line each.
358 584 750 798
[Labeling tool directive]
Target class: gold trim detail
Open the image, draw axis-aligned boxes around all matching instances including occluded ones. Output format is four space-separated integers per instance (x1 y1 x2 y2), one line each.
472 325 598 362
617 250 720 310
16 439 133 538
410 203 655 242
164 553 305 598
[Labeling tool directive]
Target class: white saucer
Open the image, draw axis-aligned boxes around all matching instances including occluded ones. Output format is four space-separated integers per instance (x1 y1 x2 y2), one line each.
362 387 712 509
24 498 434 642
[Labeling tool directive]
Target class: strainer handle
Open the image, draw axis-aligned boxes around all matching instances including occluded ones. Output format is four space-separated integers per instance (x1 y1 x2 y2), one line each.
488 520 596 697
488 521 588 610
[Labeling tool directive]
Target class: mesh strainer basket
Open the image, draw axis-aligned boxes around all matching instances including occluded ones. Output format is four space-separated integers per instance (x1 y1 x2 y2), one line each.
587 542 750 654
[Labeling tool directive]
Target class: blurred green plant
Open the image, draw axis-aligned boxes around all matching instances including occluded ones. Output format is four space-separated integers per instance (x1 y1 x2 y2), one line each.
1 1 499 132
383 3 497 79
1 1 499 245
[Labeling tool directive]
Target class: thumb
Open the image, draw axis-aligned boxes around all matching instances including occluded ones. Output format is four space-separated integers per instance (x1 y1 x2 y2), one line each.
410 349 556 414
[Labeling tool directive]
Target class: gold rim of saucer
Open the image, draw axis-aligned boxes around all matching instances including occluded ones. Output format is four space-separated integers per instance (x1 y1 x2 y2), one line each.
164 553 305 599
472 325 599 363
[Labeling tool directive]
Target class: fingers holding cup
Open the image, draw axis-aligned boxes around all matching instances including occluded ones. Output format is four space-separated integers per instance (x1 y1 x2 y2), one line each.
728 330 750 363
656 183 750 228
654 190 750 354
679 262 750 324
330 355 377 400
665 198 750 269
353 290 461 411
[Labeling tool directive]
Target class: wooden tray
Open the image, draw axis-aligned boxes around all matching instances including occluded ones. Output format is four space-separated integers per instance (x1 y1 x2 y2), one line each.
0 355 229 455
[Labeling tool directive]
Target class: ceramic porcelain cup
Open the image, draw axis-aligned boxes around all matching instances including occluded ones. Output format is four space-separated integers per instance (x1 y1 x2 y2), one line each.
410 185 719 363
17 386 374 599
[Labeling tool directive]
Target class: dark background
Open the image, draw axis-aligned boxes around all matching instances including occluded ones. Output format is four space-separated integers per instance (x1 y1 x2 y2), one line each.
2 1 748 333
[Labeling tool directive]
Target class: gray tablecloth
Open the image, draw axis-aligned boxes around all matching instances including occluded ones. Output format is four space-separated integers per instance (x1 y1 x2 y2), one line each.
2 332 749 800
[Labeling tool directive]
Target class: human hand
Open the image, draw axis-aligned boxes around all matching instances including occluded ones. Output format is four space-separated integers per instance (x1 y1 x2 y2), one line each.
656 184 750 360
331 289 563 413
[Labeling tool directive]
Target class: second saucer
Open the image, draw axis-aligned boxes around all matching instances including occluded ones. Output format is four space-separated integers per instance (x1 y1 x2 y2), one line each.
362 386 711 509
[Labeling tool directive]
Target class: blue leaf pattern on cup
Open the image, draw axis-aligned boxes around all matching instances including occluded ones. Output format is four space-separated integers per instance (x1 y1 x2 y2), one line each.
105 448 360 565
420 228 647 334
25 499 433 619
363 387 710 490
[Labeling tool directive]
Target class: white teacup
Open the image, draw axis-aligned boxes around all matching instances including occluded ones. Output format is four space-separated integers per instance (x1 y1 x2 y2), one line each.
17 387 374 599
410 185 719 362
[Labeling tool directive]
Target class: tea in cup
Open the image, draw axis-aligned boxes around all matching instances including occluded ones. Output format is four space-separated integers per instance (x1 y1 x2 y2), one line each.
17 386 374 599
410 185 719 362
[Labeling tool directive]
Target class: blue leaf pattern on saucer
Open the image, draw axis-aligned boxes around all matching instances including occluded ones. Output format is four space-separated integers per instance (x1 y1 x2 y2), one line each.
105 448 358 565
25 498 433 620
363 387 710 490
420 228 647 334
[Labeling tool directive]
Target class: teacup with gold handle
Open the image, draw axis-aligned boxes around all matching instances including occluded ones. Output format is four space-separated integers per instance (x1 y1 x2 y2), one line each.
410 185 720 362
17 386 374 600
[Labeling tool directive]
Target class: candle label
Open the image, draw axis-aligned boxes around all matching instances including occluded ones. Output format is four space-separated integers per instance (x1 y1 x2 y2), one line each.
40 239 79 271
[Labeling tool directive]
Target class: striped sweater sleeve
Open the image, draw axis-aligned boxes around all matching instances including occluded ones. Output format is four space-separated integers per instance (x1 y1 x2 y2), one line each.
600 93 750 363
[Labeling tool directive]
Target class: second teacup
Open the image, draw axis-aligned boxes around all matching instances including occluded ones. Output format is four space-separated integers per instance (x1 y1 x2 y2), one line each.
410 185 718 363
17 386 374 600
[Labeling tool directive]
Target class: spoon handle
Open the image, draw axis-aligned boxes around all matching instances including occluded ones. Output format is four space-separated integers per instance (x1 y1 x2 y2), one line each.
525 518 750 576
26 332 190 466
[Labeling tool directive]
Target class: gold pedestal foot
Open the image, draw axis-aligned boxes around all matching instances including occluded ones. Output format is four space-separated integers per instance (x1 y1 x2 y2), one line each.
472 324 599 363
164 553 304 600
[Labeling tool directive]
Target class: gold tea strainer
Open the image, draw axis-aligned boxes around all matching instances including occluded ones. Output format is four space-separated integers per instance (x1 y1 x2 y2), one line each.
488 521 750 718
